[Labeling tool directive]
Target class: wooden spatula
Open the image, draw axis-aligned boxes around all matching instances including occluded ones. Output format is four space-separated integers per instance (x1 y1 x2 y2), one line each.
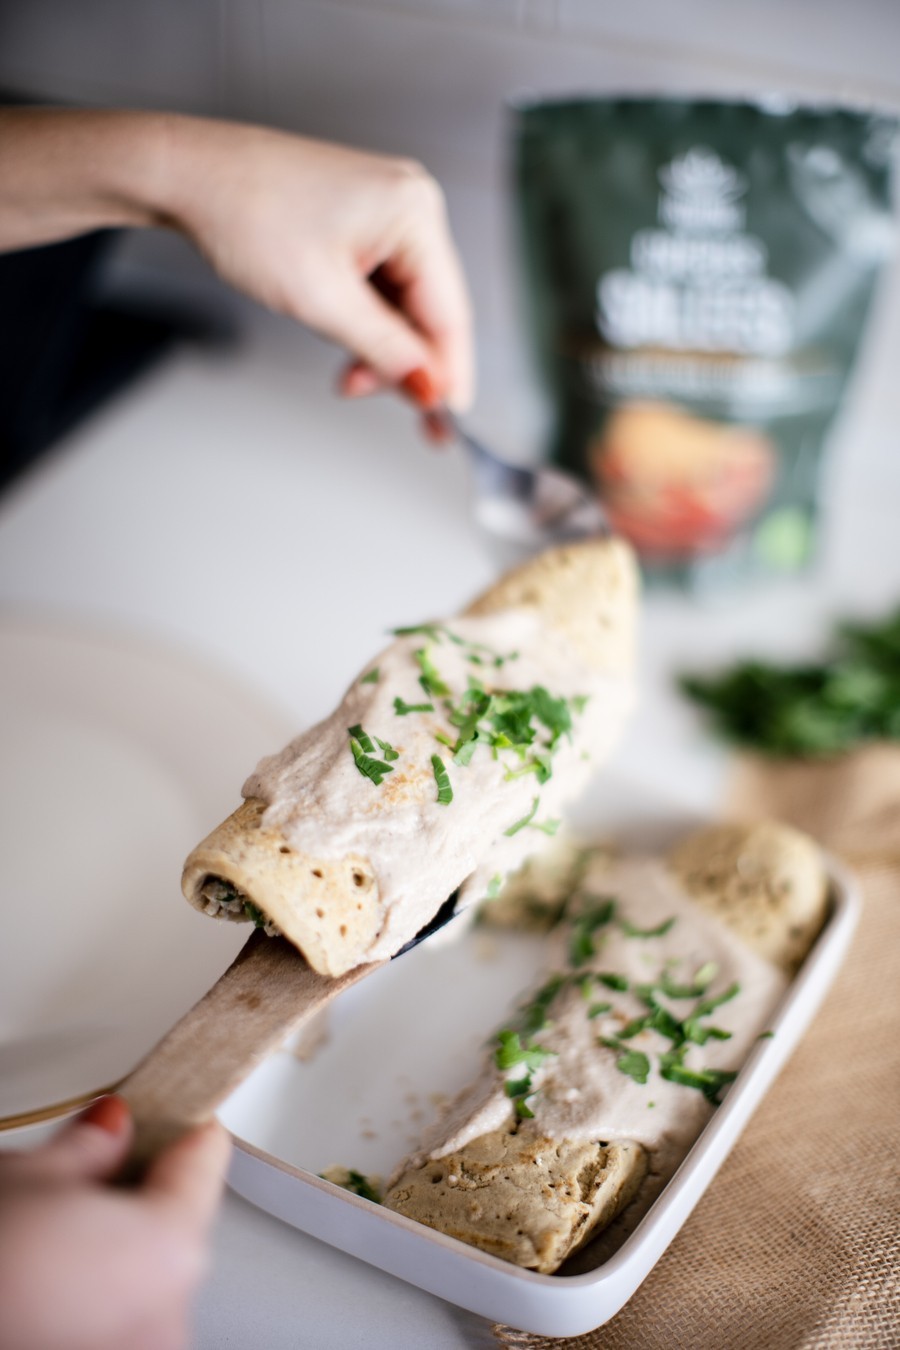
118 892 458 1177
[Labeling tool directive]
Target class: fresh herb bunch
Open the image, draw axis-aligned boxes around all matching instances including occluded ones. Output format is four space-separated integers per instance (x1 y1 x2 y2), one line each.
680 607 900 756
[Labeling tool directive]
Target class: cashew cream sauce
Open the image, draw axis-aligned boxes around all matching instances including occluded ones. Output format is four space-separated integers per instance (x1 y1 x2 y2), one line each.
242 609 634 963
418 854 787 1187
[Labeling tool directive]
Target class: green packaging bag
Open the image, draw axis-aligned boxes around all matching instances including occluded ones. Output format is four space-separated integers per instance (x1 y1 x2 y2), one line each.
513 97 897 586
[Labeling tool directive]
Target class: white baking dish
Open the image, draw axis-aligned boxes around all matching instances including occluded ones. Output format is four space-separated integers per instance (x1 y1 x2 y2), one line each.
219 851 859 1338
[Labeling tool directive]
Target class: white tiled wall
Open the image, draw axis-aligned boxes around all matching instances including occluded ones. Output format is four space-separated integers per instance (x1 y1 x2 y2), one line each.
1 0 898 432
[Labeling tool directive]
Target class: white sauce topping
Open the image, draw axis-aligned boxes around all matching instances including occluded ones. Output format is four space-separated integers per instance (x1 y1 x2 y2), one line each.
418 855 787 1185
243 610 633 962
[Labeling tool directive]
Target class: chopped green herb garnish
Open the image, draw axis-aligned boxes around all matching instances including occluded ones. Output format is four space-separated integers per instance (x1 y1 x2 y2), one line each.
360 668 380 685
620 916 677 939
518 975 566 1035
569 897 617 966
348 723 376 754
495 1028 556 1119
393 696 435 716
601 1039 651 1085
431 754 453 805
391 622 445 641
495 1030 557 1073
374 735 399 762
660 963 719 1000
659 1047 737 1104
503 749 553 784
758 1030 775 1040
693 961 719 989
693 982 741 1018
587 1001 613 1019
349 734 395 787
504 796 540 837
484 873 504 900
415 647 450 698
683 1019 732 1046
597 972 629 992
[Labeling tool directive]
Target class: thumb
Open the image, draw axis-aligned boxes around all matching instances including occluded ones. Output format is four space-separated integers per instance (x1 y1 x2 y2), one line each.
31 1094 133 1183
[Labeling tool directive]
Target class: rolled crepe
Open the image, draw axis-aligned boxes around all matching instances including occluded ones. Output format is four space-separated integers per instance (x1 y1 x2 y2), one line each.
182 538 639 977
383 821 829 1273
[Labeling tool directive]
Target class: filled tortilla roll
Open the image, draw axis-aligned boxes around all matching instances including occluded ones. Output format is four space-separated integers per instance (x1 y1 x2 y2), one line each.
182 538 639 977
383 821 829 1273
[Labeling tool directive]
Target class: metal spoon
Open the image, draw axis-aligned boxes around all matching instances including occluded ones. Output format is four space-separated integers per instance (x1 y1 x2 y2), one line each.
430 407 608 556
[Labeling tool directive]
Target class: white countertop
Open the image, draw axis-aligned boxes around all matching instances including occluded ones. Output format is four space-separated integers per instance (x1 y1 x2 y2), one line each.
1 279 899 1346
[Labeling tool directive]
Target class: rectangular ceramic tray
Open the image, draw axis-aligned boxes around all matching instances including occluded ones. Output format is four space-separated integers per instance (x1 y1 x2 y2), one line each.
219 852 859 1338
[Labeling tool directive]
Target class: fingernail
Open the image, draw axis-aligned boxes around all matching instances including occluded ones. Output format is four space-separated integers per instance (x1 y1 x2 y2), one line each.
401 367 439 410
80 1094 130 1135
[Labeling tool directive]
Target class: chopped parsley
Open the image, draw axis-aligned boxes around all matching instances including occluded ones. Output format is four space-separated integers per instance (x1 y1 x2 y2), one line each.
393 696 435 716
517 975 566 1036
620 916 677 939
495 1029 557 1074
592 960 743 1104
569 896 617 966
659 963 719 1000
431 754 453 805
484 873 504 900
601 1039 651 1085
391 622 445 642
597 971 630 992
348 723 376 754
693 982 741 1018
354 617 588 823
504 797 539 837
415 647 450 698
348 729 395 786
495 1029 557 1120
658 1047 737 1105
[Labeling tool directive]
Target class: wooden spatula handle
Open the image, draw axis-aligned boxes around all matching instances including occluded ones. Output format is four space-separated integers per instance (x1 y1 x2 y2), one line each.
118 930 384 1176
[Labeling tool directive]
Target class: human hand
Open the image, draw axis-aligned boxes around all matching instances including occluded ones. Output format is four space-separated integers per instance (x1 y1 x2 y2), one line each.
0 109 473 412
161 117 473 410
0 1095 230 1350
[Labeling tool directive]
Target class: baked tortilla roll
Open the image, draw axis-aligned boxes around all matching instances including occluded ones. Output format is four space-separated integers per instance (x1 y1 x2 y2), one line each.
383 821 829 1273
182 538 639 977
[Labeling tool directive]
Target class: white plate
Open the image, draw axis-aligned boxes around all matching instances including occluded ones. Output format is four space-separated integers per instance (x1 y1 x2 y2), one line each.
0 616 292 1126
220 848 859 1338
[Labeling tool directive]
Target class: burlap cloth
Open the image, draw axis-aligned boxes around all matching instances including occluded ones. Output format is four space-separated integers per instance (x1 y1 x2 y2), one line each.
493 744 900 1349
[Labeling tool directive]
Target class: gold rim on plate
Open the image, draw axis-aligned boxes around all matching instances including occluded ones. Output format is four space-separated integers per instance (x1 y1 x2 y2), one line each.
0 1083 121 1133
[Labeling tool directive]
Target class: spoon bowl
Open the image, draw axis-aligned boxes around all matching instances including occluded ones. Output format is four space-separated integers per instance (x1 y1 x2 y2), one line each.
433 409 608 556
